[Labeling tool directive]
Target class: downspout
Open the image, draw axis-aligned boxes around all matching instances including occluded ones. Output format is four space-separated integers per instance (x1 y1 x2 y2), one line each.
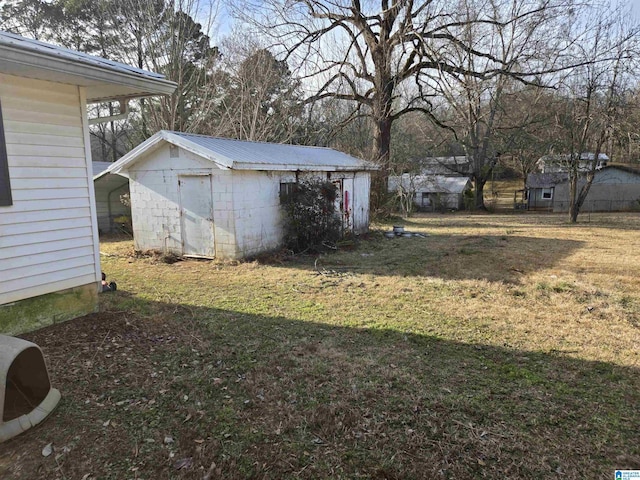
90 98 130 232
88 98 129 125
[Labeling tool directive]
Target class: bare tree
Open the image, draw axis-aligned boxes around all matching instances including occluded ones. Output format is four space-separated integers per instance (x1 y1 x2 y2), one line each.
231 0 575 207
430 0 583 209
552 6 640 222
209 35 303 142
496 86 561 190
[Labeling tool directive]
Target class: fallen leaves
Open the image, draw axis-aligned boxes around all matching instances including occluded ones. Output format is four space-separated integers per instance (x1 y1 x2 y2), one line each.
173 457 193 470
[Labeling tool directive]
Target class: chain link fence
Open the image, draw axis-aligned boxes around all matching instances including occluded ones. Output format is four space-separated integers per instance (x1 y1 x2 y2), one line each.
523 198 640 212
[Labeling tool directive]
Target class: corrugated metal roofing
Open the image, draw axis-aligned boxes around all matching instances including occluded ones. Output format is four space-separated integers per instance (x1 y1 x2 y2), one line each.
169 132 375 170
389 174 471 194
107 131 377 175
426 176 472 193
0 30 165 79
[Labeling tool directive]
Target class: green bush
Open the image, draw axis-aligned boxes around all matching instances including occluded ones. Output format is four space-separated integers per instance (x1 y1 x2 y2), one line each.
281 180 342 253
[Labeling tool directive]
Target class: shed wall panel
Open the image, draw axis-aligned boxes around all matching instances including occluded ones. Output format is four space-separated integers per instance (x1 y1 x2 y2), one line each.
128 145 235 257
352 173 371 233
553 182 640 212
232 170 283 257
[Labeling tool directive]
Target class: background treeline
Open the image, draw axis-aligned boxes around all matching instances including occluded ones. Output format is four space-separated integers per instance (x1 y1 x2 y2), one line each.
2 0 640 213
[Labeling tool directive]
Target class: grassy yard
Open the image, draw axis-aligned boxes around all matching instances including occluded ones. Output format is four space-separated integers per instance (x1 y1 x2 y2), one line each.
1 212 639 479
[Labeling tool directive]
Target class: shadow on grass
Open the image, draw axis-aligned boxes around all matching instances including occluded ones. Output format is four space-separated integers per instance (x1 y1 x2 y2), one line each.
98 218 585 284
3 296 639 480
273 230 584 284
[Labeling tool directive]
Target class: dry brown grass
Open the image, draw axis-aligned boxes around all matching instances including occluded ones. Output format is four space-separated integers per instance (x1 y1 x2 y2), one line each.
1 213 639 479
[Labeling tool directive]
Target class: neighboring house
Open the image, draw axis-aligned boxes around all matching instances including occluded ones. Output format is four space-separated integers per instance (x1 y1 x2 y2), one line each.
526 166 640 212
525 172 568 210
536 153 609 173
92 162 130 234
388 174 472 211
389 156 472 211
106 131 377 259
0 31 175 334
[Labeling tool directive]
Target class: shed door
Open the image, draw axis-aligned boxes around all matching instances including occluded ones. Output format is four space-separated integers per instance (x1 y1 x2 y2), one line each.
178 175 215 257
342 178 354 231
333 178 354 232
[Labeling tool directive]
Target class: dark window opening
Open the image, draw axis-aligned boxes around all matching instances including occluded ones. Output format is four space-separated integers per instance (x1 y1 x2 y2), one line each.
0 99 12 207
279 182 297 203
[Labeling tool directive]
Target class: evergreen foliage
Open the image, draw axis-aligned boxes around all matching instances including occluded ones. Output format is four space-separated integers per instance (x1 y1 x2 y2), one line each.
281 180 342 253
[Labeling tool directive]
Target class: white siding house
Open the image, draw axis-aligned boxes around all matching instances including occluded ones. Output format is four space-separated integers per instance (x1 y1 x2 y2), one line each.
0 31 175 334
107 131 376 259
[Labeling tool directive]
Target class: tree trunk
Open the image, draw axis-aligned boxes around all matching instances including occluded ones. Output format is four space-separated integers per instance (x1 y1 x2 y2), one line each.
474 178 487 210
370 115 392 211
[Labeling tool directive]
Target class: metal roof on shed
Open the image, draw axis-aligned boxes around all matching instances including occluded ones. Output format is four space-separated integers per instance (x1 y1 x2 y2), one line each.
107 130 377 174
389 174 471 194
172 132 375 170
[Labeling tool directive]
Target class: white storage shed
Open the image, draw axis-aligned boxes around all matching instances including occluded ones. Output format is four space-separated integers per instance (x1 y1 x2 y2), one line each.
0 31 175 334
106 131 376 259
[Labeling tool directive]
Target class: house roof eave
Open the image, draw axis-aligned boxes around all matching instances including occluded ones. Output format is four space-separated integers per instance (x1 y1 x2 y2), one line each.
0 31 176 102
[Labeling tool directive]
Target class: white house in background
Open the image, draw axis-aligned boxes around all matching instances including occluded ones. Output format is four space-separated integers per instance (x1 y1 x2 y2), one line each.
536 153 609 173
92 162 130 234
0 30 175 334
106 131 377 259
388 174 472 211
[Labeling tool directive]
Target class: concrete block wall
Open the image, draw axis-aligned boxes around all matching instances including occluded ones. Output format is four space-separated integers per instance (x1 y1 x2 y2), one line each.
129 169 182 253
232 170 285 258
211 170 237 259
124 142 373 259
129 144 225 255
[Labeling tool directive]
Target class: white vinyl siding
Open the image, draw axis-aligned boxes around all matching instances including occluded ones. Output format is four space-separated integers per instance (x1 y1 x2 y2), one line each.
0 73 99 305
